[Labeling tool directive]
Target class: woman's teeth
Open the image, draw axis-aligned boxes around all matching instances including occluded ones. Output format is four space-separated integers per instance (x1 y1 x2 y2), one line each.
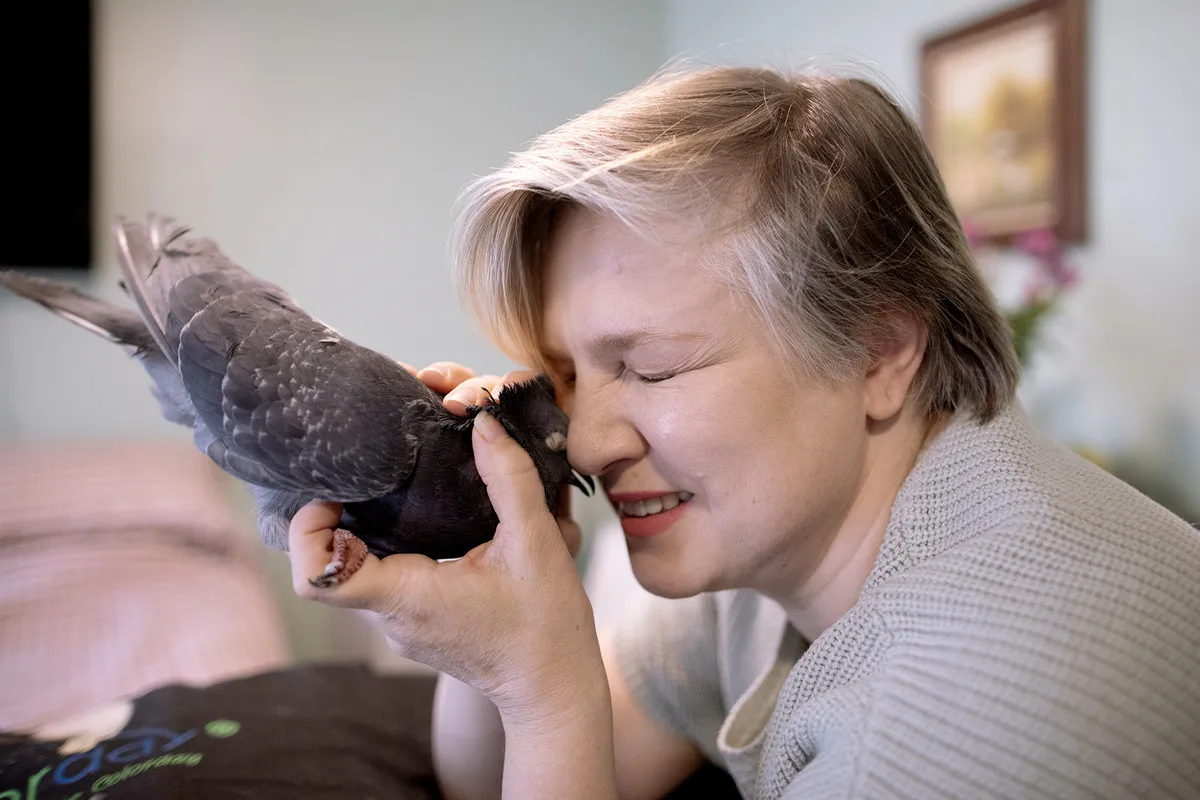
617 491 694 518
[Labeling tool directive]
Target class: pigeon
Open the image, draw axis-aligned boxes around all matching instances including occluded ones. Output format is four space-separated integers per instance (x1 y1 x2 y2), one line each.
0 213 592 587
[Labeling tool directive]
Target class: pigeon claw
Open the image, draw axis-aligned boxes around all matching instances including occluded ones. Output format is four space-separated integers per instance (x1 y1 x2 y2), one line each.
308 528 369 588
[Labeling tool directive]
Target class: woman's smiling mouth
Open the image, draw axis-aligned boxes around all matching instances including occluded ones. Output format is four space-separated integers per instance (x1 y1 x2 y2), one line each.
614 491 695 517
608 491 695 538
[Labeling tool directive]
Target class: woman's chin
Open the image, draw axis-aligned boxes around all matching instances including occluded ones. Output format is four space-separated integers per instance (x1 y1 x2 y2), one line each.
627 550 721 600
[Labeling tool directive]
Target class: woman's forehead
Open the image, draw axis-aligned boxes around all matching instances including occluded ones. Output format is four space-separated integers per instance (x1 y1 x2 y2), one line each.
541 268 725 347
536 207 748 353
542 206 708 285
538 278 749 368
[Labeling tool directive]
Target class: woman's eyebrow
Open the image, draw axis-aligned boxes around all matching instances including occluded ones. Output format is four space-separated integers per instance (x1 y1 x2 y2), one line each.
587 330 706 358
540 331 706 365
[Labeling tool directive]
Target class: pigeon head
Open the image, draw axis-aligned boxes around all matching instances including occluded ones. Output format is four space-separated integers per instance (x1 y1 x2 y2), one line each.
478 374 594 510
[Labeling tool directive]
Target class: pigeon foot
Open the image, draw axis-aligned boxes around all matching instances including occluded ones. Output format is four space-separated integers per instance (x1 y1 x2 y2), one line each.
308 528 369 588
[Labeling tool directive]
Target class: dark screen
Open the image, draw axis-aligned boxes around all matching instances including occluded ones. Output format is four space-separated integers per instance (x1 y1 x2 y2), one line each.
0 2 93 271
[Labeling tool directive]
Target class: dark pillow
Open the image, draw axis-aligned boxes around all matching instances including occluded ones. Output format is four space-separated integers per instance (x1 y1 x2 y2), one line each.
0 663 440 799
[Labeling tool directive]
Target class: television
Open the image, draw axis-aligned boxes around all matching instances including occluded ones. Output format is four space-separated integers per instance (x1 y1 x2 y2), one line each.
0 2 93 271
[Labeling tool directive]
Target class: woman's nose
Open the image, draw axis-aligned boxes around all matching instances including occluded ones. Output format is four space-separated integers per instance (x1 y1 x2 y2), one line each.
565 383 645 477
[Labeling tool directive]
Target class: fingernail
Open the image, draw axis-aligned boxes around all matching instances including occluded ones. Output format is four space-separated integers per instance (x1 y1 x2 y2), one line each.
446 388 473 408
473 410 501 442
418 366 449 381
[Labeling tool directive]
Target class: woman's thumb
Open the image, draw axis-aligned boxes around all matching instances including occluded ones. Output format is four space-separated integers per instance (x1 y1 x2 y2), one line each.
472 411 559 551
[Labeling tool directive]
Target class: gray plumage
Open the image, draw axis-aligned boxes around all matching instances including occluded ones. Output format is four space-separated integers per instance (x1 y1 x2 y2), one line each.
1 214 591 581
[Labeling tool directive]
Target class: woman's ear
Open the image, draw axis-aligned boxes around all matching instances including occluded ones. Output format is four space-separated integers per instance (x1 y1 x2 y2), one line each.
863 312 927 422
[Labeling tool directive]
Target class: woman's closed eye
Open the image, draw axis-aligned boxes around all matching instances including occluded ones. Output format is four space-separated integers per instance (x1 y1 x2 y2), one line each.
621 363 677 384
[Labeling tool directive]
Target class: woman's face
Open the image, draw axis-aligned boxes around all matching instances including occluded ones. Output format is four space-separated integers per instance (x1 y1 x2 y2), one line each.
541 207 874 599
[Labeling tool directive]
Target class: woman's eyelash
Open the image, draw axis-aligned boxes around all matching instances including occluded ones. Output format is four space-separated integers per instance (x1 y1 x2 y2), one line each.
622 364 675 384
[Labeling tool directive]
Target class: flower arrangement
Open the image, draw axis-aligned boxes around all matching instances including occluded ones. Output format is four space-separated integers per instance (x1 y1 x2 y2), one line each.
963 222 1079 367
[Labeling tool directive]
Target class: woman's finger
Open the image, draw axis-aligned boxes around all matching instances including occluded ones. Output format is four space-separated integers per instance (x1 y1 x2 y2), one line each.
287 499 420 611
287 500 347 595
444 375 505 415
443 369 544 415
416 361 477 394
472 412 562 554
558 516 583 559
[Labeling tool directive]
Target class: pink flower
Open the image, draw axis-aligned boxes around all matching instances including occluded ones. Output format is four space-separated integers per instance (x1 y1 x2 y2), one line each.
1013 227 1078 291
1052 262 1080 289
1013 227 1058 258
1023 281 1048 306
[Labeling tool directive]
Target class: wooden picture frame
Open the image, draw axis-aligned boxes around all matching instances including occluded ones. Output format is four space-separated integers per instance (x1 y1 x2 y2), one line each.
920 0 1087 243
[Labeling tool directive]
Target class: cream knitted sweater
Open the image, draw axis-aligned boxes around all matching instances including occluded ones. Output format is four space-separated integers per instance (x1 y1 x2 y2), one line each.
612 405 1200 799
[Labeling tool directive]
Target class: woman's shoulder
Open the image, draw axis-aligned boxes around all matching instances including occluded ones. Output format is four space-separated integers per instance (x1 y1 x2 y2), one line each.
873 443 1200 634
864 431 1200 688
863 402 1200 669
879 403 1199 590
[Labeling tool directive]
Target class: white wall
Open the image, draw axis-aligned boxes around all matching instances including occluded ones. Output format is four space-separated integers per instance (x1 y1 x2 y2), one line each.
0 0 665 662
666 0 1200 519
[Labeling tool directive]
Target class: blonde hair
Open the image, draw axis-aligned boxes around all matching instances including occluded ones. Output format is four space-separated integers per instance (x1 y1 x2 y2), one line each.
452 62 1020 421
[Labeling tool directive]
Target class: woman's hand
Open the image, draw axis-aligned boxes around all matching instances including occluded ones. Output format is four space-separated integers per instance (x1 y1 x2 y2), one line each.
399 360 582 556
402 359 529 416
338 361 618 797
287 361 598 720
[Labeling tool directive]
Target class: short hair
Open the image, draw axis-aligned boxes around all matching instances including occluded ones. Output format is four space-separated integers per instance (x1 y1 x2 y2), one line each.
452 62 1020 421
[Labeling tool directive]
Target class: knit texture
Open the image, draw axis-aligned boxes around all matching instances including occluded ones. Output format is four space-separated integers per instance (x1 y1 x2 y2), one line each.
612 405 1200 799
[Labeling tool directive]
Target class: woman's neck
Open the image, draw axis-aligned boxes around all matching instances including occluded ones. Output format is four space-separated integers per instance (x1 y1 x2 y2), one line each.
779 408 948 643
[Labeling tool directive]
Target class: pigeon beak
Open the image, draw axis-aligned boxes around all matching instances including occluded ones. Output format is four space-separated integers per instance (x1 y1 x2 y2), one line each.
569 470 595 496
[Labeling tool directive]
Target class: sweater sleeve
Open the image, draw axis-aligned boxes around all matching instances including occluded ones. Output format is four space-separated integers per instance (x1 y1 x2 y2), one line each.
606 591 729 763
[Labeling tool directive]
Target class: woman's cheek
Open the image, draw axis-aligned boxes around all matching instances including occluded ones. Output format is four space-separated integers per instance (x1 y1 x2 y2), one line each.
645 395 685 444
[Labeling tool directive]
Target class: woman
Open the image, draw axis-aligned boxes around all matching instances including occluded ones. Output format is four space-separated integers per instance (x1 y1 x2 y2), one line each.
287 64 1200 799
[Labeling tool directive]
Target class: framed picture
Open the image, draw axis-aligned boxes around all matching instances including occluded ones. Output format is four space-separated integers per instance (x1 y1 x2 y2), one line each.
920 0 1087 243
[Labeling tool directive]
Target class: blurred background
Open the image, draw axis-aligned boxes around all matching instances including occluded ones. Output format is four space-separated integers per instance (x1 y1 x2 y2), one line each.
0 0 1196 701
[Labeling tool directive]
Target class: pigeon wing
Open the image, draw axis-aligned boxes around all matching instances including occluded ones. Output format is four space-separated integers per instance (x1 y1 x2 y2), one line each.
177 290 428 501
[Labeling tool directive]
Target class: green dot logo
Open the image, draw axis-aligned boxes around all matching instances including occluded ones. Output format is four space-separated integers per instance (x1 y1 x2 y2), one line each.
205 719 241 738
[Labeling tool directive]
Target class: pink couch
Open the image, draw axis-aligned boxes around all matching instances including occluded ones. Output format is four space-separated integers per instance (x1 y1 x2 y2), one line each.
0 440 291 734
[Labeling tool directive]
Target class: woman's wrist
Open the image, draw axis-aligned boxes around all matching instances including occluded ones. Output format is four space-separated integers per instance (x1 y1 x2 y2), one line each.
499 665 610 734
499 666 617 799
494 636 609 723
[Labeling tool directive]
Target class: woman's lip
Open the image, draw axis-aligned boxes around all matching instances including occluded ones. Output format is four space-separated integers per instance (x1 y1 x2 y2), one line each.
619 499 690 538
606 490 683 503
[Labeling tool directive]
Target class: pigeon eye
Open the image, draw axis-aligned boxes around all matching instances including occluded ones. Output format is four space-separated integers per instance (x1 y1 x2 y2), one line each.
544 431 567 452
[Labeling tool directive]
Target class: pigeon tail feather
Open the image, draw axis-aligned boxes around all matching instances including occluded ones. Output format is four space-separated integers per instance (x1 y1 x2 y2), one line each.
0 269 154 351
